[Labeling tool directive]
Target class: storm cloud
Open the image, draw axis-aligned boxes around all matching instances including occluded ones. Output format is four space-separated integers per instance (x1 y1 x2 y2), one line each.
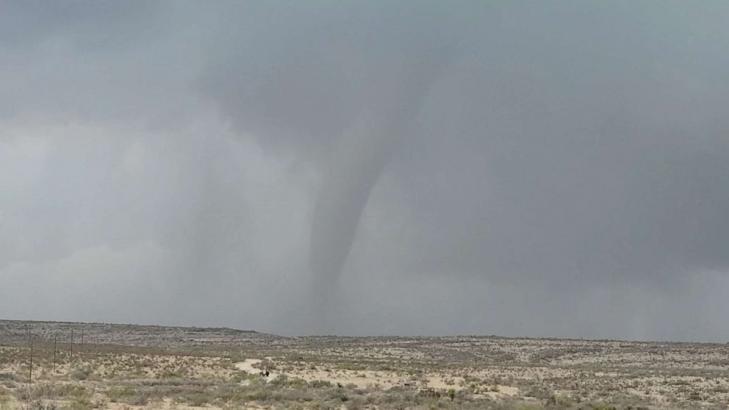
1 1 728 341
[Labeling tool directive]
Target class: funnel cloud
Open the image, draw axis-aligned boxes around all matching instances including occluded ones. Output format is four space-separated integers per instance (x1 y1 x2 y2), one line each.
310 48 453 285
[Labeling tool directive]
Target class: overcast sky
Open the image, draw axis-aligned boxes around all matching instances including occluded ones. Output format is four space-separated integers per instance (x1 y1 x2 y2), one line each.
2 1 728 341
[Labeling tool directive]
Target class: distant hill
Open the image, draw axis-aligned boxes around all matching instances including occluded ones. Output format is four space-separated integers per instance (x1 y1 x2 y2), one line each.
0 319 284 348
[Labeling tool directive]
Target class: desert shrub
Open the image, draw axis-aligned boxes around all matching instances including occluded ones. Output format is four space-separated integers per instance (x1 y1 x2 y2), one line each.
0 373 18 390
523 385 554 401
587 404 618 410
0 387 10 407
288 378 309 389
688 391 703 401
507 404 542 410
106 386 134 402
230 370 252 383
62 395 92 410
211 383 249 403
280 388 315 403
269 374 289 387
176 391 214 407
54 384 88 399
545 394 575 408
310 380 332 388
158 368 184 379
244 387 271 402
17 384 87 402
18 399 56 410
106 386 149 405
69 366 93 381
15 383 93 410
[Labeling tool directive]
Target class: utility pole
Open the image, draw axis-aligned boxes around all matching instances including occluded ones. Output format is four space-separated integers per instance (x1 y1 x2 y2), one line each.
26 324 33 385
70 328 74 360
80 328 84 354
53 334 58 373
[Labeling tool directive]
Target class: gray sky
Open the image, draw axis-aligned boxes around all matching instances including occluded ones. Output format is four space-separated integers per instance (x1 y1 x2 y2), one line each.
2 1 728 341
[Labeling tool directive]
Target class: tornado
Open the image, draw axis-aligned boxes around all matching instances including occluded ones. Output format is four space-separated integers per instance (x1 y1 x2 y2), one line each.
309 51 454 293
309 111 395 285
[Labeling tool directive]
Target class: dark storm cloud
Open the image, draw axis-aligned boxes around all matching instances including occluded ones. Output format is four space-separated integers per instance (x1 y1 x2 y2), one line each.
199 1 729 285
1 1 728 340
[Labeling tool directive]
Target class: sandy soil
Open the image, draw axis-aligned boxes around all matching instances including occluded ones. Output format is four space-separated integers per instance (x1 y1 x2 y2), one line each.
1 319 728 409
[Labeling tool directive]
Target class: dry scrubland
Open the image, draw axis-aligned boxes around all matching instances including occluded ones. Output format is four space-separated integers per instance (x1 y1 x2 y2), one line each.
1 320 728 409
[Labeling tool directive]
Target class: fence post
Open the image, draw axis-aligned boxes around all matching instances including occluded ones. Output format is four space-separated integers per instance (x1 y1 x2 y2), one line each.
27 324 33 385
53 334 58 373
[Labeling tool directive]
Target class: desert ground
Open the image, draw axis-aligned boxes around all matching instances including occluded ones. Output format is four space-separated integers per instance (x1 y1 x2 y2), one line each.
0 320 728 409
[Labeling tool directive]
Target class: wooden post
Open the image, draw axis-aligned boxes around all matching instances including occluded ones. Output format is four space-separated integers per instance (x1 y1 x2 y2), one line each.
70 328 74 360
53 334 57 372
27 324 33 385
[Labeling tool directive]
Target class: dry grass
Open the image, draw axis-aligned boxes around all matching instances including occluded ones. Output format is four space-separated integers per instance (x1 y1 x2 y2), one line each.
1 320 728 409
